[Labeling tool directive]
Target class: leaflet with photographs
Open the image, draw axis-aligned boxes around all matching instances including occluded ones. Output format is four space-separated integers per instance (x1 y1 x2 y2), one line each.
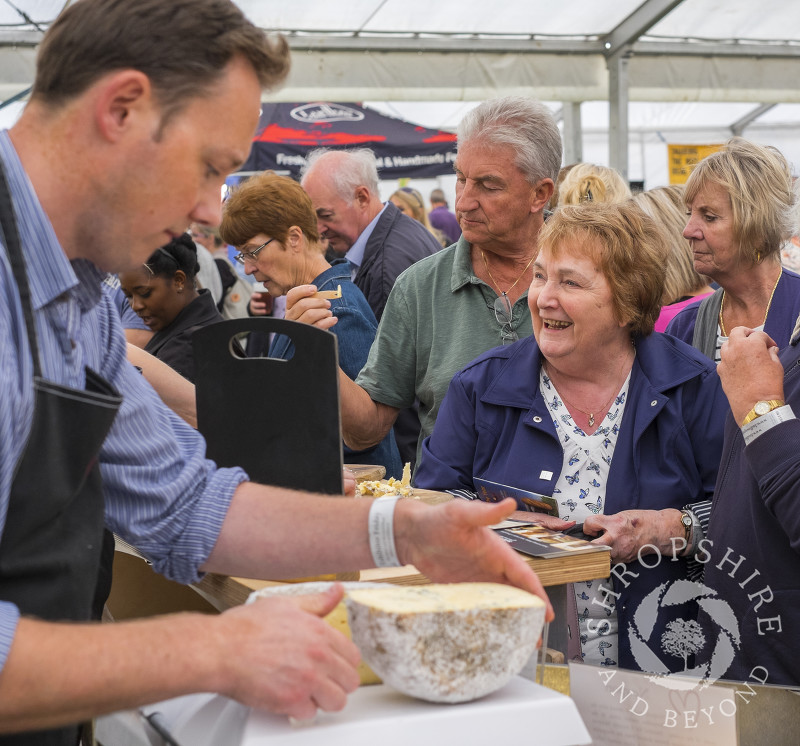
495 523 611 559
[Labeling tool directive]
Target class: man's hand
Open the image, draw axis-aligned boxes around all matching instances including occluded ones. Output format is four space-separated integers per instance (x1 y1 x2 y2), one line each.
214 584 360 720
0 585 359 731
394 498 554 621
718 327 784 425
284 285 338 330
583 509 685 563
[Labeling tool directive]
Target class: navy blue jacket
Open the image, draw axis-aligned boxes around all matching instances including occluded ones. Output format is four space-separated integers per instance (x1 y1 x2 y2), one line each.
416 332 728 671
666 268 800 351
356 201 440 321
704 338 800 686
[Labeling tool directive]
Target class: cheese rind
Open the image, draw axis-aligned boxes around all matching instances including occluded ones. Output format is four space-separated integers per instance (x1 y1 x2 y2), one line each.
346 583 545 703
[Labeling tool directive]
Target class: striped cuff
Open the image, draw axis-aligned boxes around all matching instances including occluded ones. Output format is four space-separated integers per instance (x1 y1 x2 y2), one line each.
447 489 478 501
682 500 711 575
685 499 711 537
0 602 20 672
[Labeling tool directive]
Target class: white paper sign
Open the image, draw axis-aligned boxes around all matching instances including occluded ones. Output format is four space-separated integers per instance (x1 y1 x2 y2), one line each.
568 664 738 745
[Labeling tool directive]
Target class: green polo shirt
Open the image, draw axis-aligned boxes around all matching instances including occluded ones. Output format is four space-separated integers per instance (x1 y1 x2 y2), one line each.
355 236 533 468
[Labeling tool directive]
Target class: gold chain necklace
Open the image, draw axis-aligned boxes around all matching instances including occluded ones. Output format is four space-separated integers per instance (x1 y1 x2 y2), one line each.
481 250 536 299
718 271 781 338
545 353 634 428
556 388 618 428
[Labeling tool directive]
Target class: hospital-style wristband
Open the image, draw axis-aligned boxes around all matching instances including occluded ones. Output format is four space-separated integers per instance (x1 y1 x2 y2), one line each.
368 495 403 567
742 404 795 445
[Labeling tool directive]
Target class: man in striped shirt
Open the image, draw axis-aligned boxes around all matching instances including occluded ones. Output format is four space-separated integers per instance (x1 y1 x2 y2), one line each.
0 0 550 739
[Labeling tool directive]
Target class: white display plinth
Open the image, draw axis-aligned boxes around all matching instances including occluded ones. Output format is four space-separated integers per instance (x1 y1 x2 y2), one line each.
242 678 590 746
98 677 590 746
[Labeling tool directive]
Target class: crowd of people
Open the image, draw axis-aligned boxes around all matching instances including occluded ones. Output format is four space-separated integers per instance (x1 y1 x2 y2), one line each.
3 0 800 741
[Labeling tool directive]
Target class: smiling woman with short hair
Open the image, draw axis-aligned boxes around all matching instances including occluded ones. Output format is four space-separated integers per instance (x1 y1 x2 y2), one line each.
415 200 730 673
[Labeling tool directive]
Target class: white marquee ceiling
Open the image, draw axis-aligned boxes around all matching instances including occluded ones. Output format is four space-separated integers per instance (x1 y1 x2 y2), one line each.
3 0 800 102
2 0 800 185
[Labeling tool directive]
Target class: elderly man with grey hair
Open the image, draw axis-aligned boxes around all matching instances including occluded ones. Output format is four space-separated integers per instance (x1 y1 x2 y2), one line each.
286 97 562 474
301 148 441 465
301 148 440 321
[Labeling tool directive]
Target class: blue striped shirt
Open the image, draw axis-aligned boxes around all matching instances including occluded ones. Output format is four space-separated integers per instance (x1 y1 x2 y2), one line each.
0 130 248 670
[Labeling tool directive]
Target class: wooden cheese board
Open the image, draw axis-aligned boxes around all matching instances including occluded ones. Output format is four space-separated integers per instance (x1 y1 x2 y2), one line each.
346 464 386 482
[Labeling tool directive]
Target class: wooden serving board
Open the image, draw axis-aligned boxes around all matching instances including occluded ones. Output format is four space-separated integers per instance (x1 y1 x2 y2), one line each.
197 544 610 610
347 464 386 482
353 486 452 505
409 488 455 506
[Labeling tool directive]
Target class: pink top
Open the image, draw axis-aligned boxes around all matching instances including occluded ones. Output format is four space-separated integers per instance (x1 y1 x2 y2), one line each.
654 292 714 334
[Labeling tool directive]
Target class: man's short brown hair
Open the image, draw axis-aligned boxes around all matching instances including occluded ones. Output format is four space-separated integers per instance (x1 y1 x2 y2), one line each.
33 0 289 118
539 201 668 337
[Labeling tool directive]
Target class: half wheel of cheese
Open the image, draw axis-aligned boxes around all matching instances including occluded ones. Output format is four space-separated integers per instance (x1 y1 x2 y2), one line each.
346 582 545 703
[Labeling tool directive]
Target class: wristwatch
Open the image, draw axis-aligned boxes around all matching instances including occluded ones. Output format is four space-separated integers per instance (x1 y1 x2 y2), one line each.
679 510 693 542
741 399 785 426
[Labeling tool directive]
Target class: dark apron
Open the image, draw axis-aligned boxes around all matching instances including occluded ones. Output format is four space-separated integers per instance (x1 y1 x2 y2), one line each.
0 164 122 744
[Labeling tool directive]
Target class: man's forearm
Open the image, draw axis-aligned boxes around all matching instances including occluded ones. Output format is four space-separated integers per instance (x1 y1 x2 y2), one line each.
0 588 364 731
338 370 399 450
203 481 377 578
0 614 219 733
126 344 197 428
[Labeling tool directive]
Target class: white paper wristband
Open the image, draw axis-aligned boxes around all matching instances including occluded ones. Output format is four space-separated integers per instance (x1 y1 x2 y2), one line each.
742 404 795 445
368 496 402 567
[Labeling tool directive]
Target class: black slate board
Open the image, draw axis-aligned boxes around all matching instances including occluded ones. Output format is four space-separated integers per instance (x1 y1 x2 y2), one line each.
193 318 343 494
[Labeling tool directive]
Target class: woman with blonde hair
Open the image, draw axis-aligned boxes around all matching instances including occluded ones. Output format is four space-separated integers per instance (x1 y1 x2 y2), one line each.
633 185 714 332
666 138 800 362
557 162 631 206
390 186 449 247
548 163 578 210
780 177 800 272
